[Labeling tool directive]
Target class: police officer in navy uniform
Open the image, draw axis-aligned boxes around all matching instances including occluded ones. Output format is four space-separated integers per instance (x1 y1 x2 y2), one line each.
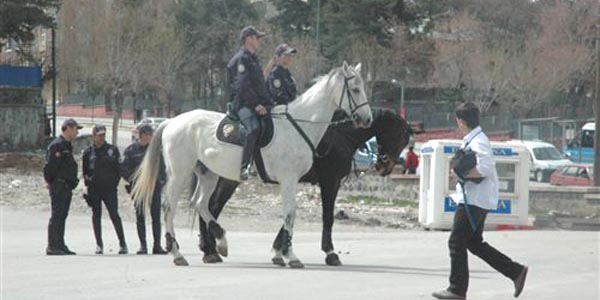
82 125 128 255
43 118 82 255
121 124 167 255
266 43 298 106
227 25 273 180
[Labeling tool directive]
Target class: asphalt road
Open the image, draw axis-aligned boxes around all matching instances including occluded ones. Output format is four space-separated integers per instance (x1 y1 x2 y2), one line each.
1 206 598 300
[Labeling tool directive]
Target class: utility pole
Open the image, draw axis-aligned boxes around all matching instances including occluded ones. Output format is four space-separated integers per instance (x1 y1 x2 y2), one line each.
315 0 321 76
595 3 600 186
51 25 57 138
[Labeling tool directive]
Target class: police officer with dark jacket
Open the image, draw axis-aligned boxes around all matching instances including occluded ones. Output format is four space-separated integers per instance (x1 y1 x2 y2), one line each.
121 124 167 255
266 43 298 106
43 118 81 255
227 25 273 180
82 125 128 255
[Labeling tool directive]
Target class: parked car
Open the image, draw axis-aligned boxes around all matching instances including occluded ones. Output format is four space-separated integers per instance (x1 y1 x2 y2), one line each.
508 140 571 182
131 117 168 142
550 164 594 187
353 137 378 171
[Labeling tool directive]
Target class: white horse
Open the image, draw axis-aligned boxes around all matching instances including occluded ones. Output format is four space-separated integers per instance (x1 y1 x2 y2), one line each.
131 62 372 267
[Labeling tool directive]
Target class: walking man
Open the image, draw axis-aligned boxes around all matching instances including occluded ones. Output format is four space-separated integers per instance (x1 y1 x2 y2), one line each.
432 102 528 299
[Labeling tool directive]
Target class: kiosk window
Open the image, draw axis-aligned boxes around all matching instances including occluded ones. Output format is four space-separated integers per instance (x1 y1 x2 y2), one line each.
496 162 516 193
448 161 516 193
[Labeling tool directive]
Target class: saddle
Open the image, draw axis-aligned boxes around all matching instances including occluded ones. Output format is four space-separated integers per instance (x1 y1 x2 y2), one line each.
216 115 276 183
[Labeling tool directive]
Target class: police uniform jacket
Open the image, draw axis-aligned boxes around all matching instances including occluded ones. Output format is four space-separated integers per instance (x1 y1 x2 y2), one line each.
43 135 79 189
82 142 121 189
267 65 297 105
227 48 273 109
121 142 166 186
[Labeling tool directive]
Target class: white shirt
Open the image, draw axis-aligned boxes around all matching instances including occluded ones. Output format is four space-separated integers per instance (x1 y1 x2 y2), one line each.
451 126 500 210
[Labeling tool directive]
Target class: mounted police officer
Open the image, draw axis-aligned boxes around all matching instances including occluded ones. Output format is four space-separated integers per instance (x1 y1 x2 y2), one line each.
265 43 298 106
121 124 167 255
226 25 273 181
82 125 128 255
43 118 82 255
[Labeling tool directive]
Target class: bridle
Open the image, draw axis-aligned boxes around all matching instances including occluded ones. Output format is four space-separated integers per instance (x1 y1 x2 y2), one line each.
272 72 368 158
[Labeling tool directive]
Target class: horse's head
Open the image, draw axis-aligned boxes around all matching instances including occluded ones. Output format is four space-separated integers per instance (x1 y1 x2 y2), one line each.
331 61 372 128
372 110 411 176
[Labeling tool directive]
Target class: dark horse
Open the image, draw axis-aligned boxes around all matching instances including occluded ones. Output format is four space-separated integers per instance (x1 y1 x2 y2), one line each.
197 109 411 266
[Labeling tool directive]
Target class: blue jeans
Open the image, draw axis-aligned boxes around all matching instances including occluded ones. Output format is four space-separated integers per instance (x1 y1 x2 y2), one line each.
238 107 261 168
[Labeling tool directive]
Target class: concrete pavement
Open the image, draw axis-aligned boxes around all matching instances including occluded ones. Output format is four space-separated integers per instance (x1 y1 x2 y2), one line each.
1 206 598 300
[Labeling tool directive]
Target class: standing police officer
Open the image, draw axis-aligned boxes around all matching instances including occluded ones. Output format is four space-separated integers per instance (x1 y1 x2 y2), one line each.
226 25 273 180
43 118 82 255
82 125 128 255
266 43 298 106
121 124 167 255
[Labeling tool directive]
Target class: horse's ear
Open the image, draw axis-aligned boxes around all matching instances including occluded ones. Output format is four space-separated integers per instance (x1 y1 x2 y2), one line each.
342 61 350 76
354 63 362 74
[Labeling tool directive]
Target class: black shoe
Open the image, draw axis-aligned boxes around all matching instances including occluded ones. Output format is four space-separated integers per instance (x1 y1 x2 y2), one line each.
46 246 67 255
152 246 167 255
136 247 148 255
513 266 528 298
240 167 250 181
119 244 128 254
432 290 466 300
60 245 76 255
95 245 103 255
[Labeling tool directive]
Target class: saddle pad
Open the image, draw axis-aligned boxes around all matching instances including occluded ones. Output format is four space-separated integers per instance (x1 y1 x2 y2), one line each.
216 116 274 148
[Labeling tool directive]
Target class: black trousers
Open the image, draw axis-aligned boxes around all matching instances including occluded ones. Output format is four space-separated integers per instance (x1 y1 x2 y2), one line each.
89 186 126 247
448 204 524 296
47 182 72 248
135 187 162 248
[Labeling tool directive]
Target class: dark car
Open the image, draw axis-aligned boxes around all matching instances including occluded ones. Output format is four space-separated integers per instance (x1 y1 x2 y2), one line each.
549 164 594 187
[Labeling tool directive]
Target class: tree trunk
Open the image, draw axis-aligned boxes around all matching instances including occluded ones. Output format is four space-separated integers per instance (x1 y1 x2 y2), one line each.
112 89 124 145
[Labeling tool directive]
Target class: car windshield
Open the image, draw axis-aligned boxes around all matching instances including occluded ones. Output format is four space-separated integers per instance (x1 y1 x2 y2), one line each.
532 147 563 160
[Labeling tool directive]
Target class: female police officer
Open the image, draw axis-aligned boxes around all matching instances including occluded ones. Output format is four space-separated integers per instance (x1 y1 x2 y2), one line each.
265 43 298 106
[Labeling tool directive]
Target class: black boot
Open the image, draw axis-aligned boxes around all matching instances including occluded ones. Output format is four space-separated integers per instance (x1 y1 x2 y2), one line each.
152 243 167 255
57 220 76 255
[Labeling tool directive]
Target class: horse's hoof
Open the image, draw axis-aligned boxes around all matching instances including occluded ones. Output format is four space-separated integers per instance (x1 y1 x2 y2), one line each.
271 257 286 267
325 253 342 266
216 237 228 257
288 260 304 269
173 257 189 266
202 253 223 264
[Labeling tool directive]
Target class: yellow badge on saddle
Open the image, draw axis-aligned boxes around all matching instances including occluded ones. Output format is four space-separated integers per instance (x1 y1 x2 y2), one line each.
223 124 235 137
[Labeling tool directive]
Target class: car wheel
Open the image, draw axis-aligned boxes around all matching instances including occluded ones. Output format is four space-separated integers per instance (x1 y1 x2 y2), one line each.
536 170 544 182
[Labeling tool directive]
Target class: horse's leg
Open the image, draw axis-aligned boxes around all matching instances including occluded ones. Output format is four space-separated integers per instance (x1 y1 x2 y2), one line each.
194 171 231 257
319 176 343 266
163 173 192 266
272 181 303 268
199 177 239 263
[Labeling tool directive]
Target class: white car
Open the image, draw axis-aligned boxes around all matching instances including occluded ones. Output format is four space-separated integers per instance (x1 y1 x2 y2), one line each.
131 117 168 142
508 140 571 182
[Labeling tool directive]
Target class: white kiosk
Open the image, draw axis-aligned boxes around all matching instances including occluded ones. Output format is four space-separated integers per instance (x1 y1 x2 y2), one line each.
418 139 530 230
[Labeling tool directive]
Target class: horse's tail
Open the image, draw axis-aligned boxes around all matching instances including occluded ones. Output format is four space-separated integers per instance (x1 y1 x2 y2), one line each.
131 121 168 214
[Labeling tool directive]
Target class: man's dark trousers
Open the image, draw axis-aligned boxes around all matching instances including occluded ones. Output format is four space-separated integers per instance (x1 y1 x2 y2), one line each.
48 181 72 248
90 186 126 247
135 187 162 248
448 204 525 296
